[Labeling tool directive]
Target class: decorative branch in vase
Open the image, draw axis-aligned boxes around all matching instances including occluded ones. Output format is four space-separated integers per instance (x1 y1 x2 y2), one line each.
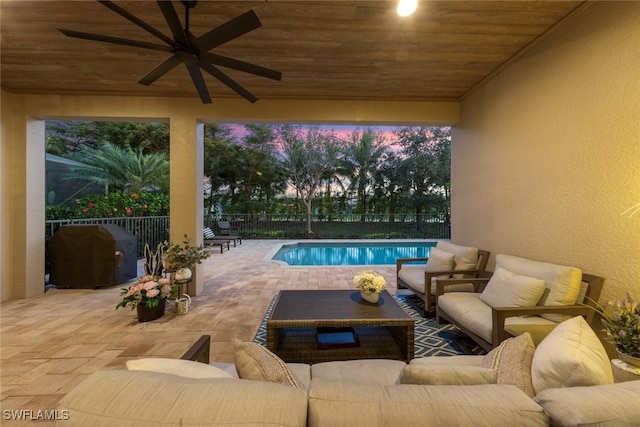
589 292 640 367
163 235 210 281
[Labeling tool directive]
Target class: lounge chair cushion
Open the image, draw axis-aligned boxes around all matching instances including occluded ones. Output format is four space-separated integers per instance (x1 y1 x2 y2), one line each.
480 267 546 308
495 255 582 321
531 316 613 394
437 292 558 344
233 339 301 388
398 266 475 296
481 332 536 397
398 364 497 385
398 248 455 295
126 357 234 379
436 241 479 278
203 227 215 238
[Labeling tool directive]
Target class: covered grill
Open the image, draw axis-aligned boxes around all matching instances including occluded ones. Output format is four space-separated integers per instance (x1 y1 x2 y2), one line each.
48 224 137 288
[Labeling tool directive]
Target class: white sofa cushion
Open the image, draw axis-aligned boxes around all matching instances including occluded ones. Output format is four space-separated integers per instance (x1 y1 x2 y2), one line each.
534 380 640 427
398 364 497 385
480 267 546 308
311 359 406 386
126 357 234 379
57 370 308 427
481 332 536 397
495 254 582 321
436 241 479 278
410 354 485 367
531 316 614 394
307 380 548 427
233 339 300 388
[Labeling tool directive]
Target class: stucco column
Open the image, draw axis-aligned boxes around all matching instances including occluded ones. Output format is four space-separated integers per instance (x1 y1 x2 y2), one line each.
9 116 46 299
169 115 204 295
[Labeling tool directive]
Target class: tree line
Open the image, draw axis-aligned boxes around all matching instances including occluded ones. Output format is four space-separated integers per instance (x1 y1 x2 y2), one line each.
46 121 451 232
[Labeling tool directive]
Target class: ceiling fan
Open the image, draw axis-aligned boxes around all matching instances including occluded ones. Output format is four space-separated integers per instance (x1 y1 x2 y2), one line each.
58 0 282 104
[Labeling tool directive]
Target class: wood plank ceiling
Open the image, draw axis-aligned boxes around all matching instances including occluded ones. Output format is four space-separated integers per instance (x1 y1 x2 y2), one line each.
1 1 585 103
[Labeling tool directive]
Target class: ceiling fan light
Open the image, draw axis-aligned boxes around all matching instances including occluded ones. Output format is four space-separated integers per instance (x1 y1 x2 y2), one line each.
397 0 417 17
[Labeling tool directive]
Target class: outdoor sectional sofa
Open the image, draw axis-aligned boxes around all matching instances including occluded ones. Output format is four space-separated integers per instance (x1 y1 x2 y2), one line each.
57 316 640 426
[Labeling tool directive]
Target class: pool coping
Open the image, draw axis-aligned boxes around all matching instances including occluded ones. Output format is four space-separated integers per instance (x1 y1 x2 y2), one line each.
264 238 446 267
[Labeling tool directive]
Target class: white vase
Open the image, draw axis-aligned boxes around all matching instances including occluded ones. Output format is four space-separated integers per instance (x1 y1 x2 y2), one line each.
360 290 380 304
175 267 192 281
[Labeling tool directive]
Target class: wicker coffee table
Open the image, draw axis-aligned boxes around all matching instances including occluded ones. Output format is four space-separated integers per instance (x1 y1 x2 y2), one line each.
265 290 415 363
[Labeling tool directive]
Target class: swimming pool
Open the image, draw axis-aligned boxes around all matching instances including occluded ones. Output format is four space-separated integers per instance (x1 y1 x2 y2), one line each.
271 241 438 266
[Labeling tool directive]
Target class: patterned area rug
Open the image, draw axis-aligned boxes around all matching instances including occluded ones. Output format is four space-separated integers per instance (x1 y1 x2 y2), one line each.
253 293 484 357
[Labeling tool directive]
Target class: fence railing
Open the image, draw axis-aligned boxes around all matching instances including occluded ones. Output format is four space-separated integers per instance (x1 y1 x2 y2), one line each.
205 213 450 240
46 213 450 258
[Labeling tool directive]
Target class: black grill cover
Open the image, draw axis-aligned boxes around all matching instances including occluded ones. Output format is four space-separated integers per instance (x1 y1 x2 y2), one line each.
48 224 137 288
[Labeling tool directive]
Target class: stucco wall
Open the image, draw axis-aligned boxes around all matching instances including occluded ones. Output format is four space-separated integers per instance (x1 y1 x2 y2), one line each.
452 2 640 302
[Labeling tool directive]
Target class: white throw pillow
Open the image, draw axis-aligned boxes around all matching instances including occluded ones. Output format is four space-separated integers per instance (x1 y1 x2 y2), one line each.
126 357 234 379
203 227 215 238
436 241 479 278
531 316 614 395
479 267 546 308
426 247 455 280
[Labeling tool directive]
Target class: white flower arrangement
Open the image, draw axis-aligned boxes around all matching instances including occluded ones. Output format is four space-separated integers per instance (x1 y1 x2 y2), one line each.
353 270 386 294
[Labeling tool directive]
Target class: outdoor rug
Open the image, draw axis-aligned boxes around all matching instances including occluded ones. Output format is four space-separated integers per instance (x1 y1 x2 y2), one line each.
253 293 484 357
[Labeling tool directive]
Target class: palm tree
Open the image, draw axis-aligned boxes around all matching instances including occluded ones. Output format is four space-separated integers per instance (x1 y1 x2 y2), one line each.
67 142 169 194
341 128 388 221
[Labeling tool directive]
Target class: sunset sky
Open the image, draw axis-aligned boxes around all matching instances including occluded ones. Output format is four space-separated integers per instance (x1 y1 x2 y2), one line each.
223 123 397 143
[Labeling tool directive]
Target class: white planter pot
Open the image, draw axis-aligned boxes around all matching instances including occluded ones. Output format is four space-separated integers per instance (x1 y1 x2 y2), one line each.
360 290 380 304
175 267 192 281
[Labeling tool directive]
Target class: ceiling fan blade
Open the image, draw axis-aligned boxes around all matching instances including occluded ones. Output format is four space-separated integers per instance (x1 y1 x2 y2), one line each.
200 63 258 103
98 0 174 46
195 10 262 51
58 29 173 53
201 53 282 81
186 65 212 104
138 55 182 85
157 1 190 47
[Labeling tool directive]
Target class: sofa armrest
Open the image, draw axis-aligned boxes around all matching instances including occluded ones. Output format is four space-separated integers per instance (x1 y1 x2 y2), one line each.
491 305 595 345
181 335 211 363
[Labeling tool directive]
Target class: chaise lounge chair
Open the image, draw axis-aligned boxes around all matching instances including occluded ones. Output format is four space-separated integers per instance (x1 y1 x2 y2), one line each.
203 227 231 252
216 221 242 246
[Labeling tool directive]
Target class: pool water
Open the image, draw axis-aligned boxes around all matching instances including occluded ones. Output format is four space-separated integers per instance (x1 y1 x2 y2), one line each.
272 241 437 266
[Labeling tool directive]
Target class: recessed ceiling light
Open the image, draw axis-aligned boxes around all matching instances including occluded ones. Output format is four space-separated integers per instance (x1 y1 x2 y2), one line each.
397 0 417 17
